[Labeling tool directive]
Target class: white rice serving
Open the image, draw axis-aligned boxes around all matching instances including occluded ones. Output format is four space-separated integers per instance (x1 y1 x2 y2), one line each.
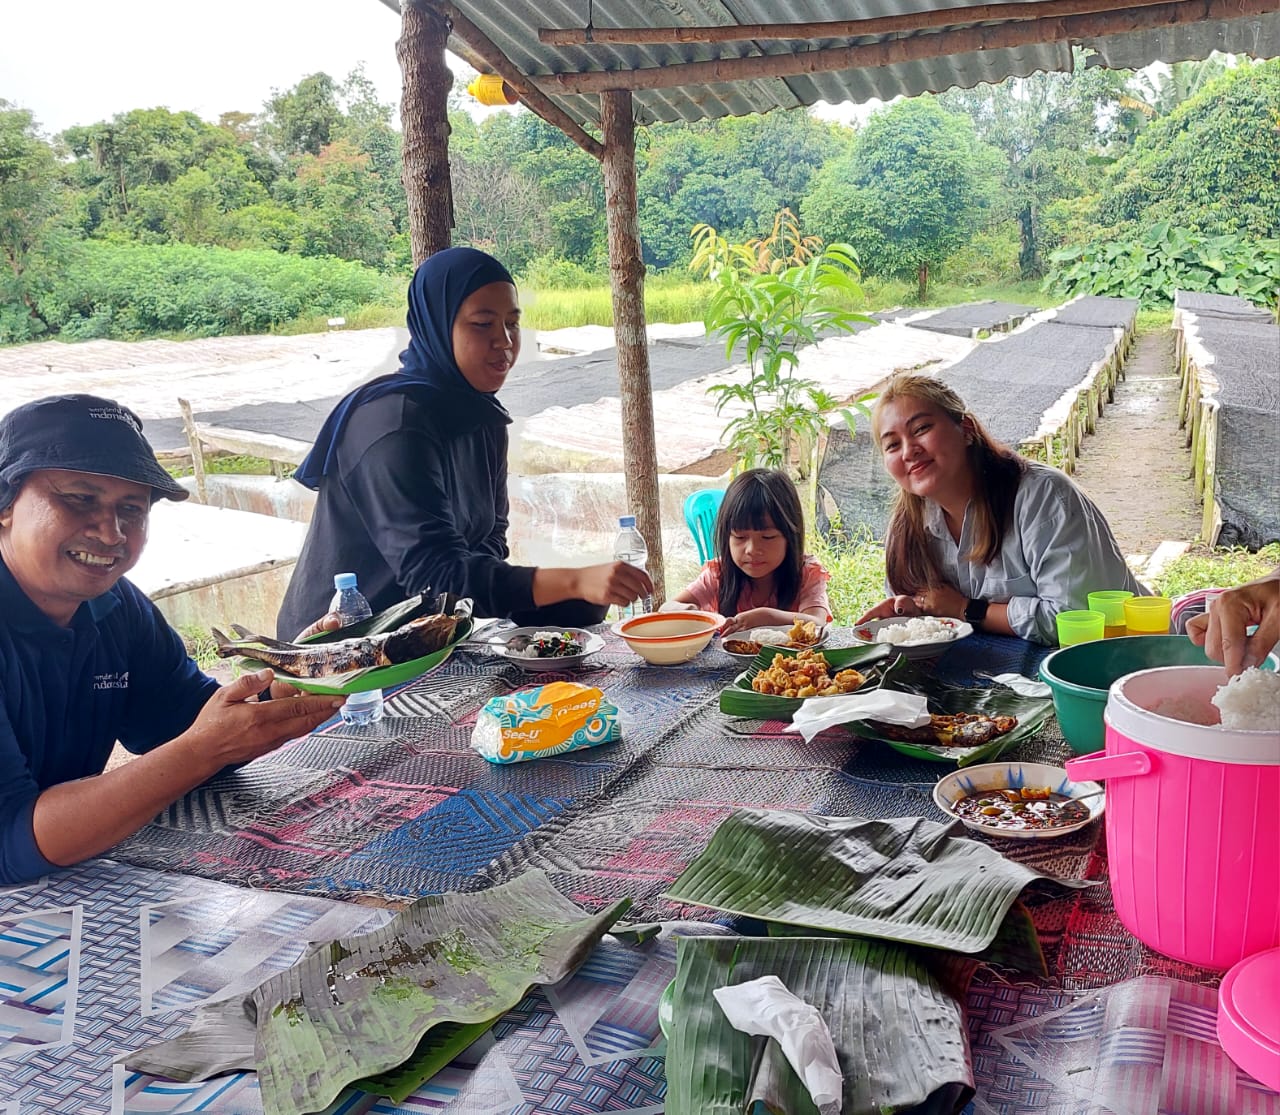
1212 668 1280 730
875 616 958 646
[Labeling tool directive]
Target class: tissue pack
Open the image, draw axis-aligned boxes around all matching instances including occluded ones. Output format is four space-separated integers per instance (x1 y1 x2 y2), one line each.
471 681 620 763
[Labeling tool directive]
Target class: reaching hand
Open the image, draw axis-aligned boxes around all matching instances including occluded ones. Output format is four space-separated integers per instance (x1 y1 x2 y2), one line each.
857 595 920 624
184 669 343 768
574 562 654 608
1186 574 1280 676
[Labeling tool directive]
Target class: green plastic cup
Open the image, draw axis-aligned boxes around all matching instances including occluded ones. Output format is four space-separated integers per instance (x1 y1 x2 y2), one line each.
1124 596 1172 634
1056 609 1105 646
1088 590 1134 628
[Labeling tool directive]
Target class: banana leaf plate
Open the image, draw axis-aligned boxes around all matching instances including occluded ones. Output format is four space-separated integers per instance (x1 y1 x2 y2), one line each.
235 594 474 696
718 643 893 719
846 654 1054 766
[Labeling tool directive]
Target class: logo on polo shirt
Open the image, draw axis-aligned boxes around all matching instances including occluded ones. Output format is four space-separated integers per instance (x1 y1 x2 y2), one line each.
93 671 130 690
87 406 142 432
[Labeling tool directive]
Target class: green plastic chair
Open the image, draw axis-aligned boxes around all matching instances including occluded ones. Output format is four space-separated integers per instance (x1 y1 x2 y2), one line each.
683 488 724 565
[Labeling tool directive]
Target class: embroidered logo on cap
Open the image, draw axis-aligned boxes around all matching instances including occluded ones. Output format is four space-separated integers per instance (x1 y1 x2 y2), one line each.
86 406 142 432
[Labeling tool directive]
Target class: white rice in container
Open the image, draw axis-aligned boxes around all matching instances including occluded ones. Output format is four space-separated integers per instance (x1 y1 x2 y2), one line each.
875 617 958 646
1212 668 1280 731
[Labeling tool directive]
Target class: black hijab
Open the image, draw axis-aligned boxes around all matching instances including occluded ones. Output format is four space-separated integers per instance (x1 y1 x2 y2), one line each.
294 247 516 489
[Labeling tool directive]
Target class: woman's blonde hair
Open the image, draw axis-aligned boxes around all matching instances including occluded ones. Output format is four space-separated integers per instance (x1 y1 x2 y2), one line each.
872 373 1027 595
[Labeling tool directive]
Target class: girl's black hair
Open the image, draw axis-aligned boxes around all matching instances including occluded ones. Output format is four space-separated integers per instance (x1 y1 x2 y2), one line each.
713 468 806 618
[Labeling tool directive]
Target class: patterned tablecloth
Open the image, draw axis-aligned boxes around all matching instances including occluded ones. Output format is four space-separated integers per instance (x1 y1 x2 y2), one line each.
1 631 1273 1114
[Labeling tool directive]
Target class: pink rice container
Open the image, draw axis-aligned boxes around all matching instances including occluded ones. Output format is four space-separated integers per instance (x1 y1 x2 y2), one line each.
1065 665 1280 971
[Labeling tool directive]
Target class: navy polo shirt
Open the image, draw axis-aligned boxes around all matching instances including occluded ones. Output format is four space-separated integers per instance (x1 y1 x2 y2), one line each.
0 558 218 883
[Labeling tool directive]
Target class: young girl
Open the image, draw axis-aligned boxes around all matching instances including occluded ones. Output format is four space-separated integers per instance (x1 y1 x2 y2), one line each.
671 468 831 636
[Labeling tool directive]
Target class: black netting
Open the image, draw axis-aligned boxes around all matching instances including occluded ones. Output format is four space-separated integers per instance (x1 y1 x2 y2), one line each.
1175 290 1273 322
1047 296 1139 329
905 301 1035 337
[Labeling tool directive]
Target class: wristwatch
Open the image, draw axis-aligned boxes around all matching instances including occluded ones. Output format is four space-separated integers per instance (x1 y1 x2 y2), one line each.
963 597 989 626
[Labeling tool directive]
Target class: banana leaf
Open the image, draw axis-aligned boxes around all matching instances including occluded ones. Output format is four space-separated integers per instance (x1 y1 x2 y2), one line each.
719 643 893 719
125 871 628 1115
665 934 973 1115
662 809 1091 953
843 655 1055 766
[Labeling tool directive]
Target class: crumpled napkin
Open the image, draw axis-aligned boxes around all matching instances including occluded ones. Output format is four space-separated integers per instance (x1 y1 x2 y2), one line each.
786 690 931 742
713 975 843 1114
986 672 1052 698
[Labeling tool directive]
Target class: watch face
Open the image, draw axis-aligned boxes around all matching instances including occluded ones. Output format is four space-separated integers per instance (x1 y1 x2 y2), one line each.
965 599 988 623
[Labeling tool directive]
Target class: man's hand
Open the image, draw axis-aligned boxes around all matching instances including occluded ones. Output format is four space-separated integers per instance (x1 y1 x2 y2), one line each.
182 669 343 770
293 612 342 641
573 562 654 608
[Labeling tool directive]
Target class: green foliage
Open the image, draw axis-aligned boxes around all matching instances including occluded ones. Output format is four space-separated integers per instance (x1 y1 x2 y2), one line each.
38 241 398 339
801 98 1004 298
1046 223 1280 308
0 101 73 343
811 519 888 625
521 275 712 331
1094 59 1280 241
691 210 872 475
1152 543 1280 599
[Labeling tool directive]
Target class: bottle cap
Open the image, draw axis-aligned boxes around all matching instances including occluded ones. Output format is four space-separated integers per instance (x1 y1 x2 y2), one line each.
333 572 358 590
619 515 637 529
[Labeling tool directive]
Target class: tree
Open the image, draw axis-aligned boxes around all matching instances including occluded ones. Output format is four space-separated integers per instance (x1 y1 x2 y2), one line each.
938 59 1127 276
1093 59 1280 240
801 98 1003 298
263 73 342 158
0 103 71 342
285 139 397 268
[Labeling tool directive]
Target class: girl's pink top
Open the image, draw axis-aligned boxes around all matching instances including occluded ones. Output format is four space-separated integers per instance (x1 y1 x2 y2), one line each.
683 555 832 620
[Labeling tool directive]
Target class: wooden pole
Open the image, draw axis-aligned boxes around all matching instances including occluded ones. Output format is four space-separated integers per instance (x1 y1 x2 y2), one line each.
539 0 1181 45
178 397 207 505
545 0 1274 95
427 1 603 160
600 89 664 603
398 0 453 265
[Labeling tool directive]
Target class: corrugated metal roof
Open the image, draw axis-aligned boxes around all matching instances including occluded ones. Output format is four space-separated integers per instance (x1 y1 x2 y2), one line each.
387 1 1280 127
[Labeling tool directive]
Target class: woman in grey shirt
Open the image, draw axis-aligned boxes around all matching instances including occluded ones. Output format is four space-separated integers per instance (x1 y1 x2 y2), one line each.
857 373 1146 644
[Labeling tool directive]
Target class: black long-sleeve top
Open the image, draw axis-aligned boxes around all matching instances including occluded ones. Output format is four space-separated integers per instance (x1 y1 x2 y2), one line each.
277 391 541 638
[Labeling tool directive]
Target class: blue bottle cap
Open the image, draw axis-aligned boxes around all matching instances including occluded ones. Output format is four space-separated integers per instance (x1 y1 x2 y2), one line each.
333 572 358 590
619 515 637 528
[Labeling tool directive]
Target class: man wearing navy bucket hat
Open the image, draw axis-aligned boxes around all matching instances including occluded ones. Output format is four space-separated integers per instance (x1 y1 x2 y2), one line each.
0 394 343 885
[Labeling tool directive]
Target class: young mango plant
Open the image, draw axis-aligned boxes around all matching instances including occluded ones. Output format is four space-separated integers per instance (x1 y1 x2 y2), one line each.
690 210 874 479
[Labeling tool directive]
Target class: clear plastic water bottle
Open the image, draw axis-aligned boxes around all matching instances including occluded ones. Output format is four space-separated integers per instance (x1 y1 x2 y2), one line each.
329 572 384 726
612 514 654 619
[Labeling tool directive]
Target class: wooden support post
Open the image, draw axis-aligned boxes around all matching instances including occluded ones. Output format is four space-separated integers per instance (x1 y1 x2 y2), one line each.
398 1 453 266
178 397 207 504
600 88 665 603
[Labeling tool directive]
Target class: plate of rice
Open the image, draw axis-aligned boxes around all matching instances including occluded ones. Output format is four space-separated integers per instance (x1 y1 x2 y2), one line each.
851 616 973 661
721 619 828 663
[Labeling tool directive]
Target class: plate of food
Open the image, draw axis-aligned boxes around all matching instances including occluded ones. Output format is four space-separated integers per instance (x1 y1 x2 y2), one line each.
213 593 473 695
932 761 1104 839
721 617 828 663
487 626 605 670
719 643 893 719
850 616 972 661
843 655 1054 765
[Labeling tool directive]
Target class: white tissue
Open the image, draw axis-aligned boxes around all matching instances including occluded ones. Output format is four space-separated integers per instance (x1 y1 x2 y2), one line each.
786 690 932 742
989 673 1052 698
713 976 843 1112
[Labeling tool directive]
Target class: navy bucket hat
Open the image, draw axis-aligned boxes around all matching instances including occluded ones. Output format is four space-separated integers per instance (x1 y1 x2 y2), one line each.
0 394 188 510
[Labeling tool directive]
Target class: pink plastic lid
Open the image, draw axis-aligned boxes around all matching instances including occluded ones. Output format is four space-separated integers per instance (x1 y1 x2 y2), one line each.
1217 947 1280 1092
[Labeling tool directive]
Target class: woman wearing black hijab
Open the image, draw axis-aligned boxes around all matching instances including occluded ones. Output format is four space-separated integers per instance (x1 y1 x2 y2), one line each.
276 247 651 637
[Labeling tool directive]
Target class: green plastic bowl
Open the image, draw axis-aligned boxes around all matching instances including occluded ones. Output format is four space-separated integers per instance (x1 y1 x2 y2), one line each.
1038 635 1277 754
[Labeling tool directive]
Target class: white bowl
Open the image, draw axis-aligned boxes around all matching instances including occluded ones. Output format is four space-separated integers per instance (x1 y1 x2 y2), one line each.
487 626 605 671
851 616 972 660
612 611 723 665
932 761 1104 840
721 624 829 663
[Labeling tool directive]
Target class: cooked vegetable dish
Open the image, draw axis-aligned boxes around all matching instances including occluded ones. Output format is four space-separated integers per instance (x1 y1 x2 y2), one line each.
952 787 1091 830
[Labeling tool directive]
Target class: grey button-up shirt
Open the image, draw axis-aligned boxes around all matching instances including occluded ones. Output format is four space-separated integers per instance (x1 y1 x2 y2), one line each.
919 463 1148 644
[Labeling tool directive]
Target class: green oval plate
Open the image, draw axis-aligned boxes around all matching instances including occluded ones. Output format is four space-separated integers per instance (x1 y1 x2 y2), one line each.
239 615 473 696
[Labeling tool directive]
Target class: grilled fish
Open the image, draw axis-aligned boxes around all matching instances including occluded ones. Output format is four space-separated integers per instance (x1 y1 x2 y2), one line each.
212 614 458 678
869 712 1018 747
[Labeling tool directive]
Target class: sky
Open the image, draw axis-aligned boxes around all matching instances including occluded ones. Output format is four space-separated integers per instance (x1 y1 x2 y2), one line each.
2 0 417 134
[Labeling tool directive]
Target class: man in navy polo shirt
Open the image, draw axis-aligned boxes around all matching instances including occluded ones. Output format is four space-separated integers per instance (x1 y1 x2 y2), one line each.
0 394 344 884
